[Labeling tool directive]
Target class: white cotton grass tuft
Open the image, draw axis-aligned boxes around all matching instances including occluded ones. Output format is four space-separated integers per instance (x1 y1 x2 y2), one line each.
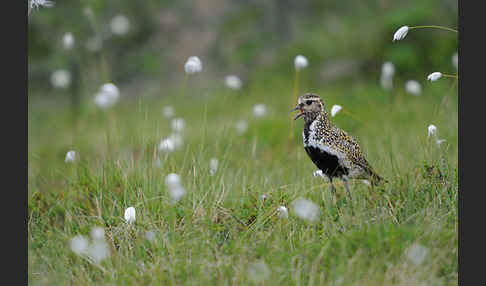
165 173 182 188
393 26 409 42
86 239 110 264
381 62 395 78
380 62 395 90
277 206 288 219
168 184 186 203
94 83 120 109
86 36 102 52
184 56 203 75
94 93 116 109
94 93 114 108
187 56 201 66
406 243 428 265
405 80 422 96
253 104 267 118
110 15 130 36
235 120 248 135
452 52 458 70
145 230 157 243
158 134 184 153
100 83 120 98
313 169 325 178
70 230 110 264
168 133 183 148
171 118 186 133
70 235 89 256
436 139 446 146
427 72 442 81
247 260 271 283
427 124 437 138
62 32 75 50
51 69 72 89
30 0 55 9
163 106 175 118
165 173 186 203
294 55 309 71
158 138 174 152
158 122 185 152
427 125 445 146
90 227 105 241
225 75 242 90
124 206 136 224
209 158 219 176
330 105 342 117
65 150 76 163
291 197 320 222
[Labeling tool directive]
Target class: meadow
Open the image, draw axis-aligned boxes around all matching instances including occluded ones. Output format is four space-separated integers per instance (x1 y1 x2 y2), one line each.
28 70 458 284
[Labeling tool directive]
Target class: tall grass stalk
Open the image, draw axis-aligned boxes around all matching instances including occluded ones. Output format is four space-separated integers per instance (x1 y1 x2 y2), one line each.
409 25 458 33
288 69 300 143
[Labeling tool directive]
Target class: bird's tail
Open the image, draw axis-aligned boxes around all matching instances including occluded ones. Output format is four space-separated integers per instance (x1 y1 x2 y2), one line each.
370 172 388 186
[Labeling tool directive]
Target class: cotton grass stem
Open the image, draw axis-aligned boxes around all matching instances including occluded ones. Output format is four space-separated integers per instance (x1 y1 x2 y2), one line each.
441 73 458 79
410 25 458 33
293 70 300 103
289 70 300 142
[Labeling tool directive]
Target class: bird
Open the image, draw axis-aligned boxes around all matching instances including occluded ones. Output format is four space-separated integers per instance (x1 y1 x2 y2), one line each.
291 93 385 201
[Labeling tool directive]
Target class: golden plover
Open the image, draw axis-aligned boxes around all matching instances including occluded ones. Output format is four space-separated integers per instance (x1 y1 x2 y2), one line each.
291 93 384 200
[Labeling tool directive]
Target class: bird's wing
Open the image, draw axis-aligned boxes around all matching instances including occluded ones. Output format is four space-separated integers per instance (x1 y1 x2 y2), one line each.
333 128 380 178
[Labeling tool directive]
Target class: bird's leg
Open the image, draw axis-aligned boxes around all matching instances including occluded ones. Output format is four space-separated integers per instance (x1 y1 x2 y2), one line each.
342 178 355 215
343 180 352 201
326 175 336 202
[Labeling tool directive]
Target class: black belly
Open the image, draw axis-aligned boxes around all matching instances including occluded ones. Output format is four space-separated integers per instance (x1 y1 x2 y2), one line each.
305 146 348 178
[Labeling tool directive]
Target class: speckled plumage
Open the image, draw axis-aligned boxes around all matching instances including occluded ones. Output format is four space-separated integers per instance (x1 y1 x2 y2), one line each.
293 93 383 189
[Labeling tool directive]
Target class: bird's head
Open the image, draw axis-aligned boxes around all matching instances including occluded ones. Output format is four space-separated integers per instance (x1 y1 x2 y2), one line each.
291 93 326 121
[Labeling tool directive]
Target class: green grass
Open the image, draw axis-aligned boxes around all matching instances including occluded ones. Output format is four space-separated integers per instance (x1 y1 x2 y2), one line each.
28 79 457 285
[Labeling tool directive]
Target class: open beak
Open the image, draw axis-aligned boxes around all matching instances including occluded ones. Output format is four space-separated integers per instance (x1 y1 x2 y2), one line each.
290 105 304 120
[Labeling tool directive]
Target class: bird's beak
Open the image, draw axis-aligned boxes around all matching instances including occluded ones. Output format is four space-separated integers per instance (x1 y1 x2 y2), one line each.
291 104 304 120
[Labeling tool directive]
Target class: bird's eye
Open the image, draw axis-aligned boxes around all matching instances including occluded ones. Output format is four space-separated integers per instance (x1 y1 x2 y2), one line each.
305 101 312 105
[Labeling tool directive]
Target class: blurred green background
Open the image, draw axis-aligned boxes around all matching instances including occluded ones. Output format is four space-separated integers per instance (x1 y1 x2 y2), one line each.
28 0 457 104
